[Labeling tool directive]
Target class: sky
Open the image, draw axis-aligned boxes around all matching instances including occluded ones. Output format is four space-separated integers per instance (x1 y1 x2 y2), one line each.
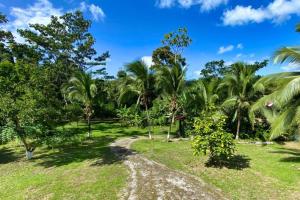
1 0 300 79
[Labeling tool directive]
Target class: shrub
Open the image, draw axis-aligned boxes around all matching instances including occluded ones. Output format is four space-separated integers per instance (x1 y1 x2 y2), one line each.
0 121 16 144
191 109 235 165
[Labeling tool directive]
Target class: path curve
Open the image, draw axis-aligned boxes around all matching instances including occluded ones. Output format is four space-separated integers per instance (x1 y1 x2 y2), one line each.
110 137 227 200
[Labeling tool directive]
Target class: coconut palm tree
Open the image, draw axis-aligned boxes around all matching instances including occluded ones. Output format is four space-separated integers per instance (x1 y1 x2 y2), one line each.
249 24 300 139
119 61 156 139
220 62 265 140
249 72 300 139
63 71 97 138
156 63 186 141
180 78 219 117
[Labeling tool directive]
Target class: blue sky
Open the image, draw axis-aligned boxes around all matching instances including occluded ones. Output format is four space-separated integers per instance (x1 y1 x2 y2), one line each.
1 0 300 79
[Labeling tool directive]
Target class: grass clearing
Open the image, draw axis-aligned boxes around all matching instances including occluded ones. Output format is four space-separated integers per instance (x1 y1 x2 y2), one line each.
132 139 300 200
0 122 167 200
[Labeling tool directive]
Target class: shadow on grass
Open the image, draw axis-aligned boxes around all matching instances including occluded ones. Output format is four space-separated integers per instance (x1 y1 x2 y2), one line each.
1 122 151 166
205 155 251 170
34 136 121 168
270 147 300 163
0 147 22 164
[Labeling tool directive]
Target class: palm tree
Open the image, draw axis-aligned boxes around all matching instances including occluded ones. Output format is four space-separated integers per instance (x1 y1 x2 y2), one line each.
250 72 300 139
249 24 300 139
63 71 97 138
119 61 156 139
156 63 186 141
220 62 264 140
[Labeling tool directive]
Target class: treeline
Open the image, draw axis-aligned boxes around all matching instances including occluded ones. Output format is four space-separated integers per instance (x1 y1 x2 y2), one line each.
1 11 300 159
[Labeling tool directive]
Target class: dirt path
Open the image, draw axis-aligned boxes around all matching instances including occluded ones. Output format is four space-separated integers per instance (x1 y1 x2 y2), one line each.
110 137 227 200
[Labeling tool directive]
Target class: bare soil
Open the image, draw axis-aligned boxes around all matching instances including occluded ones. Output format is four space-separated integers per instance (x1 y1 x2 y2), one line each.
110 137 227 200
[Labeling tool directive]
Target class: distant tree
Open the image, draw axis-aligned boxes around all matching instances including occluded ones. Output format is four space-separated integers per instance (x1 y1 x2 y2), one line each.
119 61 156 139
200 60 229 79
62 72 97 138
152 46 186 67
162 27 192 64
220 61 267 139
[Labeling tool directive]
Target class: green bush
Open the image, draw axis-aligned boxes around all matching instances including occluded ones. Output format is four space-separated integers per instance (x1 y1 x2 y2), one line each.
0 121 16 144
191 109 235 165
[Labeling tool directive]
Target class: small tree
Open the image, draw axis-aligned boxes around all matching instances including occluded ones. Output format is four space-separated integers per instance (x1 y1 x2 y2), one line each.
62 72 97 138
191 107 235 165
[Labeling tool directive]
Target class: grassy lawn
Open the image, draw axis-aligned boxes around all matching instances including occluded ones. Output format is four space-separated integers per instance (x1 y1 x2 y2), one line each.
0 122 167 200
132 139 300 200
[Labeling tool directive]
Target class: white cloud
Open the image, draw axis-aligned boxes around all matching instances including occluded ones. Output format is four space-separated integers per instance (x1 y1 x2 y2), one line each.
141 56 154 67
224 60 234 66
89 4 105 21
193 70 202 77
236 53 243 58
222 0 300 26
79 2 87 11
156 0 227 11
156 0 175 8
237 43 243 49
5 0 62 42
218 45 234 54
200 0 228 11
281 62 300 71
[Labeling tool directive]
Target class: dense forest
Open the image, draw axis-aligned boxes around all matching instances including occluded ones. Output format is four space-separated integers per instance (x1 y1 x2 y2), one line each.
1 10 300 162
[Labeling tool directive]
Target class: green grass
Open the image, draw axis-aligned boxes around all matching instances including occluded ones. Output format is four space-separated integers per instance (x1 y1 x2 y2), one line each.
132 139 300 200
0 122 168 200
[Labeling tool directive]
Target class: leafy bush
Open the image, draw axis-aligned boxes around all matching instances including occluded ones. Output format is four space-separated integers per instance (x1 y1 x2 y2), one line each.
191 109 235 165
0 121 16 144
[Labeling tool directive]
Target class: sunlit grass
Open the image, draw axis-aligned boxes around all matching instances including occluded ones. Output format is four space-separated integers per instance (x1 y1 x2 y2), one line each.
132 139 300 200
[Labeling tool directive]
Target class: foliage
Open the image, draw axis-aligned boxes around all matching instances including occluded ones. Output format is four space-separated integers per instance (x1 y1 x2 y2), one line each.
62 71 97 137
200 60 230 79
220 61 267 139
191 108 235 164
116 106 146 127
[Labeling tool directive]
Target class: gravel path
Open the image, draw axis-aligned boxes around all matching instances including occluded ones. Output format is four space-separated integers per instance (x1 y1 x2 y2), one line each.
110 137 227 200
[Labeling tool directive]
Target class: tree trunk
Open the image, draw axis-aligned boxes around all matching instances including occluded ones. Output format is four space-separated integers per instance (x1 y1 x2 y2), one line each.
236 107 241 140
13 117 34 159
167 112 175 141
87 117 91 138
145 104 152 140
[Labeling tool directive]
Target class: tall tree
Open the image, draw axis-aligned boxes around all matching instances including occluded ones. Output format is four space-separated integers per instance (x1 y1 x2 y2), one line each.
62 72 97 138
220 61 267 139
119 61 156 139
156 63 186 140
153 28 191 140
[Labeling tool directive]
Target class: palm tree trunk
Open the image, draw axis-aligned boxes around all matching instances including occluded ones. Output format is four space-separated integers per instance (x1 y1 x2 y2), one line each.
145 104 152 139
236 107 241 140
167 112 175 141
87 117 91 138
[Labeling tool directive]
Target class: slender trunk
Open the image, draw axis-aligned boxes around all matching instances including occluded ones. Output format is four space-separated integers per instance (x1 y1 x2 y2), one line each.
236 107 241 140
87 117 91 138
145 104 152 140
14 117 33 159
167 112 175 141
